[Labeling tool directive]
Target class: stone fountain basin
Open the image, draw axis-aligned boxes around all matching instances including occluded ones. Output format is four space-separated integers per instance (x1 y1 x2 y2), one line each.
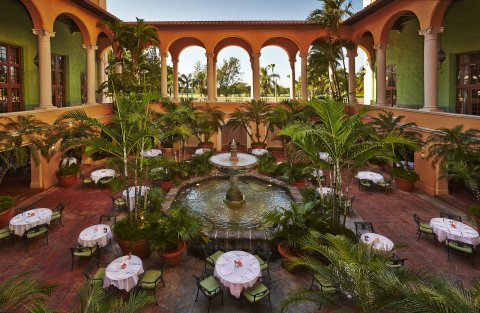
208 152 258 173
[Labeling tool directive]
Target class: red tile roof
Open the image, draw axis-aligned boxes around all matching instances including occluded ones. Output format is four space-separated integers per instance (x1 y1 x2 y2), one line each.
127 20 320 28
69 0 120 21
342 0 394 26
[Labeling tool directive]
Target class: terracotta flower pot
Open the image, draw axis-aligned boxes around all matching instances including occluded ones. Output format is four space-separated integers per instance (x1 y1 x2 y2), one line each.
395 177 416 192
163 147 174 156
277 241 305 273
0 207 13 228
293 180 307 189
56 174 78 187
159 180 173 191
158 240 186 267
198 142 214 150
251 142 267 150
115 236 151 259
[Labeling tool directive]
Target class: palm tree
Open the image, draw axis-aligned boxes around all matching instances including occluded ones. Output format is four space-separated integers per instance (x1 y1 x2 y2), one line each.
281 98 419 227
192 103 225 144
0 115 50 184
179 73 193 99
268 64 280 102
227 99 273 145
0 271 57 312
260 66 271 97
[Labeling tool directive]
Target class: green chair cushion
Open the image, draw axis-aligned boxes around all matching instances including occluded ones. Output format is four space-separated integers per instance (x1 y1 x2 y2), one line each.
0 229 11 240
377 181 391 187
199 276 221 295
74 245 98 257
114 199 126 206
83 178 93 183
206 250 224 266
92 267 106 284
385 261 402 268
51 212 61 220
313 274 337 293
419 223 433 234
243 282 269 303
255 255 268 270
139 270 162 290
447 241 473 254
26 226 47 238
360 180 372 187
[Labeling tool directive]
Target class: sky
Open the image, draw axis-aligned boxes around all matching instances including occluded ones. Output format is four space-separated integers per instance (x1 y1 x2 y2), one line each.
107 0 364 87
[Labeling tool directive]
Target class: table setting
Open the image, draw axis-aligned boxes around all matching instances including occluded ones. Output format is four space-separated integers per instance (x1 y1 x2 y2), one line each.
361 232 394 251
103 254 144 292
356 171 384 184
9 208 52 236
141 149 162 158
251 148 268 156
122 186 149 211
78 224 112 248
195 148 212 155
90 169 116 184
214 250 261 298
430 217 480 245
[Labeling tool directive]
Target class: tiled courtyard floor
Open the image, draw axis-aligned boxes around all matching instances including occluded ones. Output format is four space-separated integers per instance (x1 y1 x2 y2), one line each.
0 168 479 312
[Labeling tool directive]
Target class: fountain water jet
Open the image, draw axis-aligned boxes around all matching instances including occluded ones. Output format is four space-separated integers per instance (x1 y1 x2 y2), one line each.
208 140 259 207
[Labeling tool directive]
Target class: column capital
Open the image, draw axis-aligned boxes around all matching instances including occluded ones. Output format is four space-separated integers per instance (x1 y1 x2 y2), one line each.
418 27 444 40
83 44 98 50
160 53 168 58
289 58 296 63
373 43 388 50
172 58 179 64
32 28 55 38
205 52 215 59
346 50 358 58
251 53 261 59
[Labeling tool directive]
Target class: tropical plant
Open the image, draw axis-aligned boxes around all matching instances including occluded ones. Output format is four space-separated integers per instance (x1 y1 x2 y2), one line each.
0 195 13 212
391 166 419 183
0 115 50 184
191 104 225 144
56 157 80 176
193 61 207 96
256 152 277 176
189 150 215 176
0 271 57 312
216 57 242 97
179 73 193 98
276 162 311 185
227 99 273 145
281 98 419 228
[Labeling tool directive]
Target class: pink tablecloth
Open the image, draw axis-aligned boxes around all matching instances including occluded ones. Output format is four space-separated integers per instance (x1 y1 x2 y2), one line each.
103 255 144 292
214 251 261 298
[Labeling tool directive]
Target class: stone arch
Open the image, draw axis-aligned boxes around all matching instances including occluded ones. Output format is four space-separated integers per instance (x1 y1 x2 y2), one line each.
50 12 92 45
214 37 253 57
20 0 43 29
429 0 454 27
96 32 112 56
379 10 420 44
261 37 299 61
355 31 375 62
168 37 205 61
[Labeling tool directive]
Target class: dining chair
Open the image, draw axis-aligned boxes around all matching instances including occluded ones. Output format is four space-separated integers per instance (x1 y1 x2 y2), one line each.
138 263 166 305
376 179 392 192
81 174 95 188
251 242 272 279
0 226 14 246
413 213 436 245
446 239 475 268
82 257 107 286
440 211 462 222
385 253 407 268
202 239 226 270
241 280 272 309
359 179 374 191
354 222 375 237
50 203 65 227
309 274 339 309
193 271 223 313
70 243 99 271
23 224 48 252
111 196 127 213
14 205 35 215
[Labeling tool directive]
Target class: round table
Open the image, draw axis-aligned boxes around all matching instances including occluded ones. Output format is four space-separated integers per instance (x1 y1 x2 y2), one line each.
315 187 333 196
251 149 268 156
78 224 112 248
195 148 211 155
103 255 144 292
141 149 162 158
90 169 116 184
319 152 331 162
214 250 261 298
360 233 394 251
356 171 384 184
122 186 149 211
430 218 480 245
9 208 52 236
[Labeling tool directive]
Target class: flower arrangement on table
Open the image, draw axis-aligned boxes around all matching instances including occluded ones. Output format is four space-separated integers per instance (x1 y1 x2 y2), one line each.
27 212 36 217
234 259 243 268
449 221 457 228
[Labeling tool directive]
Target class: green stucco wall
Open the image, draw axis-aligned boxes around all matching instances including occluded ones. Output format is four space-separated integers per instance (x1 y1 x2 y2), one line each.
385 0 480 112
0 0 88 111
386 19 424 109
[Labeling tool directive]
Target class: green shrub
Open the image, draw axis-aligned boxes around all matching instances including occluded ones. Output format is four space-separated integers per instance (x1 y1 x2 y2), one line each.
0 196 14 213
113 219 152 241
391 167 419 182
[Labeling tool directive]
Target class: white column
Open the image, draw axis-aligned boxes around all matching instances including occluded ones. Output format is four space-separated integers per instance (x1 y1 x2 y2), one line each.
172 58 179 102
374 43 387 106
213 57 218 99
206 52 216 102
97 54 106 103
300 53 308 101
289 58 296 99
419 27 444 112
160 52 168 98
84 45 98 104
251 53 260 100
347 49 357 104
33 29 55 110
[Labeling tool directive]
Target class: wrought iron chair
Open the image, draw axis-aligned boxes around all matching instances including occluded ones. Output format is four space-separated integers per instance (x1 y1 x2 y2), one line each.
376 179 392 192
354 221 375 237
251 242 272 279
359 179 375 191
70 243 99 271
14 205 35 215
138 263 166 305
0 226 14 246
340 196 355 216
440 211 462 222
241 280 272 309
50 203 65 227
81 174 95 187
413 213 436 245
385 253 407 268
202 239 226 270
111 196 127 213
446 239 475 267
193 271 223 313
82 257 107 286
23 224 48 252
309 274 339 309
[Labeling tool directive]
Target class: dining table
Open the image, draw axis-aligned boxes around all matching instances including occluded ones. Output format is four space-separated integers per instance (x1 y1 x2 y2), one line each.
9 208 52 236
251 148 268 156
78 224 112 248
214 250 261 298
122 186 149 211
430 218 480 245
103 255 144 292
141 149 162 158
356 171 384 184
360 232 394 251
90 169 116 184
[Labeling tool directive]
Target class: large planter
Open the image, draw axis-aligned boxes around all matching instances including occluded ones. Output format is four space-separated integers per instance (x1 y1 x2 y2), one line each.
251 142 267 150
56 174 78 187
0 208 13 227
158 240 186 267
277 241 304 273
198 142 214 150
163 147 174 157
395 177 416 192
159 180 173 191
292 180 307 189
115 236 151 259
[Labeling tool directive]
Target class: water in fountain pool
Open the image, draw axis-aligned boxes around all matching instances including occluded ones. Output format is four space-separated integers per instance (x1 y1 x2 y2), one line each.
171 176 293 230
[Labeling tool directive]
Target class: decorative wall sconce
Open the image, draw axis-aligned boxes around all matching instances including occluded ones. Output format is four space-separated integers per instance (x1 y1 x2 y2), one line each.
420 147 426 159
438 49 446 64
48 144 57 157
33 54 39 67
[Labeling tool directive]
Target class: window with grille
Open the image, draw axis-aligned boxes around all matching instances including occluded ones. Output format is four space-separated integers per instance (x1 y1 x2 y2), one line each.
0 43 23 113
386 64 397 106
52 54 65 108
456 52 480 116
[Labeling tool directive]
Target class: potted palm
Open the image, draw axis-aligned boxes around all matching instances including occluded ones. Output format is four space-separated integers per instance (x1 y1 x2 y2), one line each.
149 205 205 267
113 219 152 259
56 157 80 187
391 166 419 192
192 104 224 150
256 153 277 176
0 195 14 227
150 167 174 191
276 162 310 188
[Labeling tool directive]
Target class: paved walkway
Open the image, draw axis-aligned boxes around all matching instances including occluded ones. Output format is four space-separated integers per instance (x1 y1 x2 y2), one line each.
0 170 479 312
